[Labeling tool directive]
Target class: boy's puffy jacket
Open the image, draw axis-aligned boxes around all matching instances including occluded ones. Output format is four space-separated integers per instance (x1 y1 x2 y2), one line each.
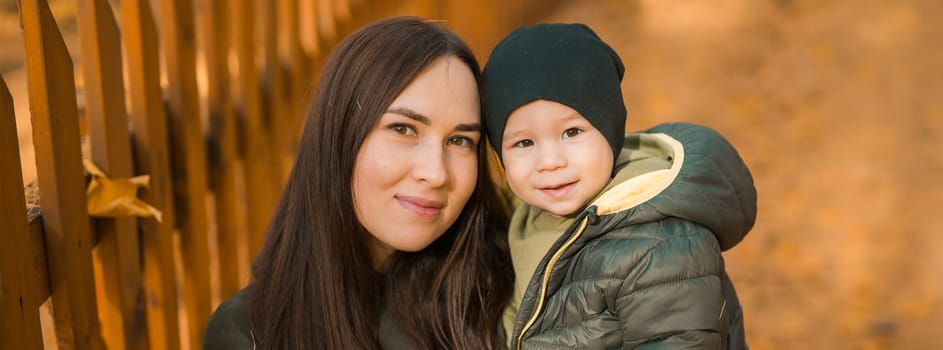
508 123 756 349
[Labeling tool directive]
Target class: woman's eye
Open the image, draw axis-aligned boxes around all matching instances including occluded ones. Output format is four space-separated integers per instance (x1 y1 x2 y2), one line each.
390 124 417 136
448 136 476 148
563 128 583 138
513 139 534 148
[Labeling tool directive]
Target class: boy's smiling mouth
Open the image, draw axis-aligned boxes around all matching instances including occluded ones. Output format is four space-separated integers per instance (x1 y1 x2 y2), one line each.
539 181 578 198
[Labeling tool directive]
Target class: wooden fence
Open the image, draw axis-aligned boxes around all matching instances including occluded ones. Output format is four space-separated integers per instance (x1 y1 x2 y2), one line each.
0 0 561 349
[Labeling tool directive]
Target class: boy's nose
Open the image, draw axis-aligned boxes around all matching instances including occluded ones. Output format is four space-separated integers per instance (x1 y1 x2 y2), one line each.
536 144 567 172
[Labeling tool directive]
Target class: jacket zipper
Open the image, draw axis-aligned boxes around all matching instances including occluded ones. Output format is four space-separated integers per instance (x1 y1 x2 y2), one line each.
515 215 591 350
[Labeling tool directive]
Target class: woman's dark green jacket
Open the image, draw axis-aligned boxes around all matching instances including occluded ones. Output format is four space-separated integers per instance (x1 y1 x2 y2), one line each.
203 288 415 349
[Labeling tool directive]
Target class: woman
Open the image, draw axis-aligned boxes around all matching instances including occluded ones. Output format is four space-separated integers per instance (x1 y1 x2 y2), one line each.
203 17 514 349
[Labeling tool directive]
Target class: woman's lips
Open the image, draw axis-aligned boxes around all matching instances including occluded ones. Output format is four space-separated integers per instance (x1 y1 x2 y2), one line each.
539 181 577 198
396 195 444 218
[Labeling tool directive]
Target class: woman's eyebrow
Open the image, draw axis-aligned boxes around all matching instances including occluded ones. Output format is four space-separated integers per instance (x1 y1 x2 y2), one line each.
455 123 480 132
387 107 429 125
387 107 480 132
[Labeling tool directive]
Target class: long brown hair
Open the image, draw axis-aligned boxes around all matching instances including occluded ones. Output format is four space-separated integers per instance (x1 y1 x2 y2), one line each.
248 17 513 349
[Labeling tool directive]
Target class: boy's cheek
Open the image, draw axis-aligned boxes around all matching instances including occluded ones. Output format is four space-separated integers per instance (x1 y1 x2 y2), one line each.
503 170 528 199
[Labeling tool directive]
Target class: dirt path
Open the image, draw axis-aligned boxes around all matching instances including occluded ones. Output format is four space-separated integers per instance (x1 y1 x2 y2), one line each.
542 0 943 348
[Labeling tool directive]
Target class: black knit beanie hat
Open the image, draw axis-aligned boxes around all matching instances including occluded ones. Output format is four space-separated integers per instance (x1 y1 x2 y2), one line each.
482 23 626 164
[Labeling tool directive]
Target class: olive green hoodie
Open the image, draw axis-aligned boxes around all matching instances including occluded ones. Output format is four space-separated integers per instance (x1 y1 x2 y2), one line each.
503 123 756 349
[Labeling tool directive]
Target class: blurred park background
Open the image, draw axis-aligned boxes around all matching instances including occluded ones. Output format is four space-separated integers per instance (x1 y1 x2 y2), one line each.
2 0 942 349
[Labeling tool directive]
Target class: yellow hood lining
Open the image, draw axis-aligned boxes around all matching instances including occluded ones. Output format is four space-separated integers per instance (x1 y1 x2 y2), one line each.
591 133 684 216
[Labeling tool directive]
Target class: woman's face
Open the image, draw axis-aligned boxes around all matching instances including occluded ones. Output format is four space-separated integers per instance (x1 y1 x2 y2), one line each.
352 56 481 266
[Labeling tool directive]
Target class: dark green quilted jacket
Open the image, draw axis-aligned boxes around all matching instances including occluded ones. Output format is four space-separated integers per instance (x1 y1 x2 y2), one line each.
507 123 756 350
203 287 416 349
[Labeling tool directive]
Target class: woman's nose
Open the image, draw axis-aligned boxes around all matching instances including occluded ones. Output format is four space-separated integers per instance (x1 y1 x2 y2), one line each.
411 142 449 187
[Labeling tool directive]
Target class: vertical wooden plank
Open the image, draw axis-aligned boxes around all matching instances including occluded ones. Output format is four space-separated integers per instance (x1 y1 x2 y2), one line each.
74 0 147 348
283 0 309 72
18 0 105 348
403 0 437 18
333 0 352 38
20 180 55 348
233 0 277 265
156 0 212 348
202 0 248 300
345 0 380 34
317 0 337 47
260 0 292 183
372 0 398 22
272 0 298 156
298 0 320 60
0 76 46 350
125 0 212 349
348 0 369 18
441 0 504 62
280 0 310 160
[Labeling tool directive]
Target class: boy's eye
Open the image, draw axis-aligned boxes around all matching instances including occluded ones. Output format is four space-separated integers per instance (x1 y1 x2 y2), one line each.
448 135 476 148
562 128 583 139
513 139 534 148
389 123 417 136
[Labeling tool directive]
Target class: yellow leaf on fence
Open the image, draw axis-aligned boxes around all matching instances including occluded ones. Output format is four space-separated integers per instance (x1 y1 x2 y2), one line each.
83 158 162 222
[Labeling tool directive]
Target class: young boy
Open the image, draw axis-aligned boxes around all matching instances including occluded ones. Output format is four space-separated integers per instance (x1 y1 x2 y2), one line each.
482 23 757 349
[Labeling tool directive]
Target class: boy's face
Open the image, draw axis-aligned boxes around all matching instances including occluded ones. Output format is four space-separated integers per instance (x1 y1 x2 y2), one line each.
501 99 614 217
